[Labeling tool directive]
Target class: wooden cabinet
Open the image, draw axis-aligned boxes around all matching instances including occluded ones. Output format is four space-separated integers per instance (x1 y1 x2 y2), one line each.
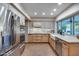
49 34 79 56
42 35 48 42
49 36 55 50
68 43 79 56
62 42 69 56
28 34 49 42
62 41 79 56
28 34 33 42
16 34 20 44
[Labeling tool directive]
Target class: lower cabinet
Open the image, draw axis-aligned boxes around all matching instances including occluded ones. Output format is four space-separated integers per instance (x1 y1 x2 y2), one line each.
4 43 25 56
42 35 49 42
62 42 79 56
62 42 69 56
68 43 79 56
49 35 79 56
49 37 55 50
28 34 49 42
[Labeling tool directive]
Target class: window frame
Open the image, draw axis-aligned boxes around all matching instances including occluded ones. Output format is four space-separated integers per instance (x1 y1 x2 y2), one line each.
73 14 79 35
57 13 79 35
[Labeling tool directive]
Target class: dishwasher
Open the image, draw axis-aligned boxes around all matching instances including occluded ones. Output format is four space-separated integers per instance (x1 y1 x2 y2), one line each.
55 37 63 56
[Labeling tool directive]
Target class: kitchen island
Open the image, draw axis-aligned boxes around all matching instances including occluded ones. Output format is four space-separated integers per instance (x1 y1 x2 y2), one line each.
49 33 79 56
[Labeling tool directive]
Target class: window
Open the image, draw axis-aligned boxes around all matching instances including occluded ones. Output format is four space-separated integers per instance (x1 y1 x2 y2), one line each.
74 15 79 35
57 17 73 35
62 18 73 35
57 21 62 32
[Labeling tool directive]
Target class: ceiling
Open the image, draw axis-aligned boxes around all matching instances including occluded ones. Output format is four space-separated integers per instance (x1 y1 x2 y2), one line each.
19 3 72 18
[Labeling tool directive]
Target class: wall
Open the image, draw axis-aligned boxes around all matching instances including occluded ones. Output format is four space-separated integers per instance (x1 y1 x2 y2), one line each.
28 18 55 33
55 3 79 33
56 4 79 21
28 21 55 29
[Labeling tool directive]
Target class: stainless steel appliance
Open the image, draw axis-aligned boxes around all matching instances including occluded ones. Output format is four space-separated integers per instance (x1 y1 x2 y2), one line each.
55 37 62 56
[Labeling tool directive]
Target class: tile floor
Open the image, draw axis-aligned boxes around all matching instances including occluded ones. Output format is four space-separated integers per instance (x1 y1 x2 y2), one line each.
22 43 56 56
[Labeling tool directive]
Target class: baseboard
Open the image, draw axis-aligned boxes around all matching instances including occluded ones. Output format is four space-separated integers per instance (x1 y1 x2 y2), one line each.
24 42 48 44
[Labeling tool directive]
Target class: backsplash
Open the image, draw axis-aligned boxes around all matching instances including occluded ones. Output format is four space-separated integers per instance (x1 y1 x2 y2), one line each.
28 28 53 33
28 21 55 29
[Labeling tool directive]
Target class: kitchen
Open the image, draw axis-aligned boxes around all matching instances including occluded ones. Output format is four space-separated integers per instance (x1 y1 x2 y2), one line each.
0 3 79 56
22 3 79 56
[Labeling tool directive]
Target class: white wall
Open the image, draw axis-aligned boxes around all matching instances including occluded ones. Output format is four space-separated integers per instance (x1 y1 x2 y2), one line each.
28 18 55 29
56 4 79 21
29 21 55 29
28 18 55 33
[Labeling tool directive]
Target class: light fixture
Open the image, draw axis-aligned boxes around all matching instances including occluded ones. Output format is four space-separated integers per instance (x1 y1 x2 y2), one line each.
58 3 62 5
34 12 37 15
53 8 57 12
42 12 45 15
50 13 53 15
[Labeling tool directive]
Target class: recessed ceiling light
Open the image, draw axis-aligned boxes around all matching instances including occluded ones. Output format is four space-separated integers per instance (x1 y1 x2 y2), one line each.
58 3 62 5
50 13 53 15
34 12 37 15
53 8 57 12
42 12 45 15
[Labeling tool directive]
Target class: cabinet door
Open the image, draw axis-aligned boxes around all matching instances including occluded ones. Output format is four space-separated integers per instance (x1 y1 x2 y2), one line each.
16 34 20 44
32 35 41 42
69 44 79 56
62 43 69 56
28 35 33 42
42 35 48 42
49 37 55 50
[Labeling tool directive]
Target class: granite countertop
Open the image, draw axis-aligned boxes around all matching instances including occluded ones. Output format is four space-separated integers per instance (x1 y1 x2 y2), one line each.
50 33 79 43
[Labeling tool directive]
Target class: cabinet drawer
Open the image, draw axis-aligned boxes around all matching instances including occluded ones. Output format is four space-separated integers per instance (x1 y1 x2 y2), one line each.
33 39 41 42
33 36 42 40
49 37 55 49
28 35 33 39
42 36 48 42
28 34 49 42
